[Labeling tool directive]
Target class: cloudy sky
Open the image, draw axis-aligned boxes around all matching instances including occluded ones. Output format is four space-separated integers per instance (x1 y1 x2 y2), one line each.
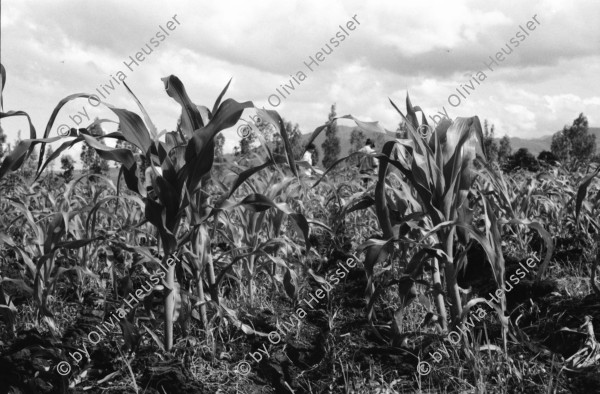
1 0 599 159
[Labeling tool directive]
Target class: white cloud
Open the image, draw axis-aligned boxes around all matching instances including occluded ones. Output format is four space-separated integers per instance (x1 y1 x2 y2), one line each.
1 0 599 160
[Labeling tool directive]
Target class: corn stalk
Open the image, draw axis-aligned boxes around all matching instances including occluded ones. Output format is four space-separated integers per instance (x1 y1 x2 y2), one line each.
371 94 505 333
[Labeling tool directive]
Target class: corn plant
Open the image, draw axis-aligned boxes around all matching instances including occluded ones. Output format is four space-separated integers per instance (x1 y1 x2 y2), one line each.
212 169 305 303
475 160 555 280
28 74 314 353
354 95 506 337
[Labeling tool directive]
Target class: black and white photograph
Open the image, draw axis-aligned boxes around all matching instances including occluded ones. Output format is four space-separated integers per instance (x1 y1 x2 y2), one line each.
0 1 600 393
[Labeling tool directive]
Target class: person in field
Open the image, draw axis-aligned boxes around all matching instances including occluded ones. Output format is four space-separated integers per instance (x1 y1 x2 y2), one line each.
302 143 316 164
300 143 318 177
358 139 378 186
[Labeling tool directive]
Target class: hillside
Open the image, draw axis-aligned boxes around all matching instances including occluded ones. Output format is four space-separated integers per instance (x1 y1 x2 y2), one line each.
307 126 600 159
221 126 599 165
303 124 396 166
508 127 600 155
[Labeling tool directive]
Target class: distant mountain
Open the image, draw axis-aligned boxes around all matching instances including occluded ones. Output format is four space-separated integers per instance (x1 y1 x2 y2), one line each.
508 127 600 155
302 124 396 166
223 125 599 165
304 125 600 160
508 135 553 155
304 125 600 162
